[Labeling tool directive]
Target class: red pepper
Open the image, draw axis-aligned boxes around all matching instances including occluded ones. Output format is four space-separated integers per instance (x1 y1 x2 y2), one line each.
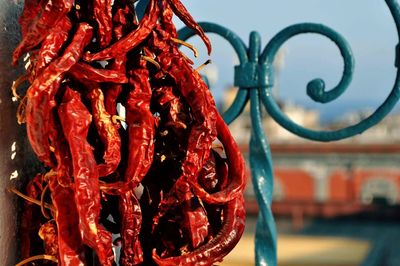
153 195 246 266
58 87 114 265
49 174 87 265
69 62 128 84
93 0 113 47
150 28 218 216
189 114 246 204
153 85 189 133
116 58 155 264
83 0 160 62
13 0 74 65
105 4 130 115
166 0 211 54
119 191 144 265
18 0 41 38
48 106 74 187
104 56 127 116
87 86 122 177
35 16 72 76
124 59 155 185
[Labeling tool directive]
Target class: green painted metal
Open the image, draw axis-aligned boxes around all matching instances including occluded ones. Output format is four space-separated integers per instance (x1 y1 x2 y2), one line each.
177 0 400 265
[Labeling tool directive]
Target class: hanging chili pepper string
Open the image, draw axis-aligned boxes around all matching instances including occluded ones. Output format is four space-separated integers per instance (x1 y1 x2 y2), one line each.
12 0 247 264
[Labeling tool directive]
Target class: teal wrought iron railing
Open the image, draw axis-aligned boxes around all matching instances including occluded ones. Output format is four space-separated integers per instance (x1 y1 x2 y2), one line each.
145 0 400 265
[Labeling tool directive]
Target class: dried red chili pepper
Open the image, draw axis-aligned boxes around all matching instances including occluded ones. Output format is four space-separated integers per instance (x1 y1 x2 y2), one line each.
48 174 87 265
124 59 155 186
13 0 74 65
48 107 74 187
153 195 246 266
87 86 122 177
105 4 131 116
58 87 114 265
149 28 218 218
119 191 144 265
69 62 128 84
93 0 113 47
104 56 127 116
35 16 73 76
166 0 211 54
189 114 246 204
18 0 41 38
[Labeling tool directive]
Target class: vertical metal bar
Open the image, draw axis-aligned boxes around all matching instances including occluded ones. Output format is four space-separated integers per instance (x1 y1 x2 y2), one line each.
248 32 277 266
250 88 277 266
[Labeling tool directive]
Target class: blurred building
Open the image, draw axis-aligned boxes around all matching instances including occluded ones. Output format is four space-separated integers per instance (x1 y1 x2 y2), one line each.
222 87 321 144
221 87 400 224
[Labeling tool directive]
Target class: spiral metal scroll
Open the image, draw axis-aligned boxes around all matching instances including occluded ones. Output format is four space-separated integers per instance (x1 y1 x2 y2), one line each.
178 0 400 265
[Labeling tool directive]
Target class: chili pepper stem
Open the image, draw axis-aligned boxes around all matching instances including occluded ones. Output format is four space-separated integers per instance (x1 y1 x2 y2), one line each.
40 184 51 219
141 55 161 70
44 170 57 181
11 74 29 100
112 115 126 124
196 59 212 72
7 187 55 212
171 37 199 57
15 254 58 266
16 95 27 124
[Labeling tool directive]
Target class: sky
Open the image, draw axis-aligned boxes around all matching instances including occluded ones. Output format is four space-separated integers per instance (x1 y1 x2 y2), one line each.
173 0 399 123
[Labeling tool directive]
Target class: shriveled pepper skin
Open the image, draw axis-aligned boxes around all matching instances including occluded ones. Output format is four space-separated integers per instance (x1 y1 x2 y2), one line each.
104 4 131 116
120 191 144 265
13 0 74 65
59 87 114 266
93 0 113 47
189 113 246 204
153 195 246 266
18 0 41 38
124 59 155 186
69 63 128 84
35 16 72 76
49 175 87 266
87 87 121 177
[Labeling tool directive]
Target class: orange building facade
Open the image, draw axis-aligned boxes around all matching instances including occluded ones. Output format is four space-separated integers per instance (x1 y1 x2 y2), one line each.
243 143 400 220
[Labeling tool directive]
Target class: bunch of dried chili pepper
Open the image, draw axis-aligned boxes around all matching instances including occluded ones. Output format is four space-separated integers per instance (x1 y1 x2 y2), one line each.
11 0 246 265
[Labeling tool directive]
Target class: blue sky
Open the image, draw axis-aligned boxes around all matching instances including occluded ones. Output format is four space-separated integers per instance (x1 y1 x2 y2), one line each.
175 0 399 122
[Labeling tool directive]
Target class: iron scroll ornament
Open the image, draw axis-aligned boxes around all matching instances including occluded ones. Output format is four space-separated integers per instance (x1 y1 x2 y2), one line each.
178 0 400 265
